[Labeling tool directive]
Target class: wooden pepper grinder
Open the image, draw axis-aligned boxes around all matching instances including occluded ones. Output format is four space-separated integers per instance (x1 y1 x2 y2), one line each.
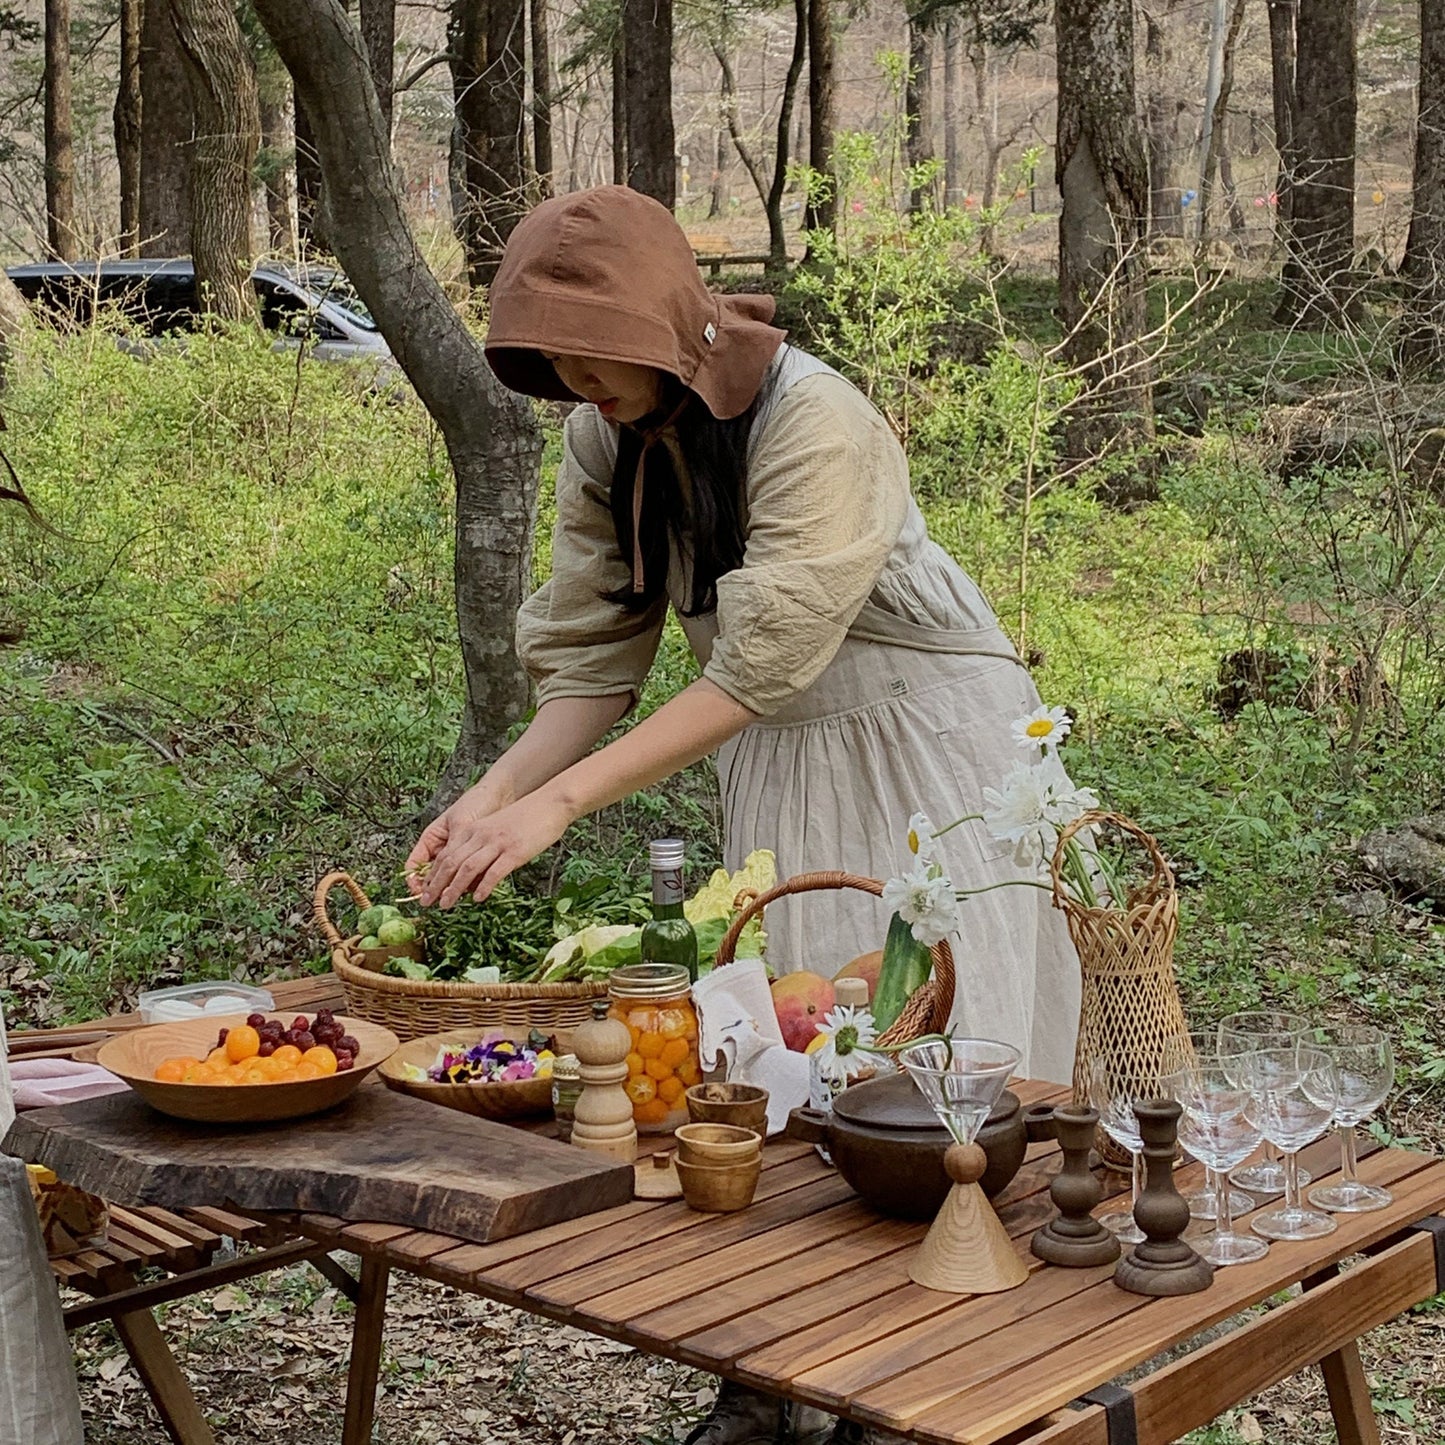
1114 1100 1213 1296
570 999 637 1164
1032 1105 1120 1268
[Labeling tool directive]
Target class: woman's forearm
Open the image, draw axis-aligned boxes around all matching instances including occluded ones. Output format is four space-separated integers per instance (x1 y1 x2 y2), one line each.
485 693 632 804
541 679 758 820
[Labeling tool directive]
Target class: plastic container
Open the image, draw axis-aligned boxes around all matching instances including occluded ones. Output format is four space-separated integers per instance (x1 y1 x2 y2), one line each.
608 962 700 1134
138 982 276 1025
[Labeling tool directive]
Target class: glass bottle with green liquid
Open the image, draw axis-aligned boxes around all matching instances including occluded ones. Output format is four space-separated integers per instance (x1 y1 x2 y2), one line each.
641 838 698 983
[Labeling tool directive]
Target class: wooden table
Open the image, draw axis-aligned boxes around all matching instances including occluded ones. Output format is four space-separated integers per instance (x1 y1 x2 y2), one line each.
243 1077 1445 1445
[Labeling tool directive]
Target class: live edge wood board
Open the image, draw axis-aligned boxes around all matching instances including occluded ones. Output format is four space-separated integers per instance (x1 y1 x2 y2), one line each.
4 1082 635 1244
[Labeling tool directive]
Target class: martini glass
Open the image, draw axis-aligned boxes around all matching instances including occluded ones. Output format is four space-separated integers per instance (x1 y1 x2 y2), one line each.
899 1036 1026 1294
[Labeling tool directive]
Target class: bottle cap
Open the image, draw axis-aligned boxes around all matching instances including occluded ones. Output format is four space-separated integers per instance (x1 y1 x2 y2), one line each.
649 838 685 870
551 1054 580 1080
834 977 870 1008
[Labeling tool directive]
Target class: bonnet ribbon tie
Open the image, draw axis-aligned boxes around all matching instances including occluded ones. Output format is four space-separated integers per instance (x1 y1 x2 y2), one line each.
630 395 693 593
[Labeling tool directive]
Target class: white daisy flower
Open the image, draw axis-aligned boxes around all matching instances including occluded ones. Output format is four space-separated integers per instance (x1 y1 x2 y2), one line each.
1011 705 1073 753
983 756 1099 869
906 810 935 857
811 1004 880 1082
881 860 961 947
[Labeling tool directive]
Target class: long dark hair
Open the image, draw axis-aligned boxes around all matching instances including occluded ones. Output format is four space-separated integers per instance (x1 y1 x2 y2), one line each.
606 371 772 616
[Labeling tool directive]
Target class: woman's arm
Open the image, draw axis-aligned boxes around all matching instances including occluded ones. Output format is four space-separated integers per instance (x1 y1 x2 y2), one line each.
414 679 758 907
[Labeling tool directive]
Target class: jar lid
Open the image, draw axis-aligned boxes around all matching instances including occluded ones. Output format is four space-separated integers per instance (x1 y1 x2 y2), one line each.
552 1054 580 1079
609 962 691 998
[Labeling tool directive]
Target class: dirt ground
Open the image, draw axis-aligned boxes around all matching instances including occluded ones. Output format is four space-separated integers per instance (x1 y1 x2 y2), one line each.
70 1239 1445 1445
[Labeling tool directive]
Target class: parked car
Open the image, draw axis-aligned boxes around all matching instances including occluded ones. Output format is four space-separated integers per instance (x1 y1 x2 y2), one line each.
4 257 391 365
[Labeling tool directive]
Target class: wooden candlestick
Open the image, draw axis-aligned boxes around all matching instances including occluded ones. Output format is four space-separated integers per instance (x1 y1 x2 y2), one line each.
1114 1100 1213 1296
908 1142 1029 1294
1032 1105 1121 1268
570 1000 637 1164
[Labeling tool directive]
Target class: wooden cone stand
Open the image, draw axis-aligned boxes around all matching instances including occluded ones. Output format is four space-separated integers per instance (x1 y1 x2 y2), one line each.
908 1143 1029 1294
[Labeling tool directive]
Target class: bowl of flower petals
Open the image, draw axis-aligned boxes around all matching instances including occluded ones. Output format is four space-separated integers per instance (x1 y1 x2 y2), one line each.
377 1029 563 1120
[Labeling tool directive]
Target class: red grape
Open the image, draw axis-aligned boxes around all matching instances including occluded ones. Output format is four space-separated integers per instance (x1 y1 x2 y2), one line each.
279 1030 298 1047
293 1031 316 1051
315 1008 335 1025
338 1035 361 1057
246 1013 267 1029
291 1016 311 1034
335 1052 355 1071
257 1039 276 1057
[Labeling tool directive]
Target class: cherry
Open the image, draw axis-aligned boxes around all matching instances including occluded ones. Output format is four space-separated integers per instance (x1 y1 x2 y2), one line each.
246 1013 268 1029
257 1039 276 1057
335 1052 355 1071
338 1035 361 1058
293 1031 316 1051
291 1016 311 1034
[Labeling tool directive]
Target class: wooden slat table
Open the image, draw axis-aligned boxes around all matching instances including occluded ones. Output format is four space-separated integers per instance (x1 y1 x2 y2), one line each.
244 1079 1445 1445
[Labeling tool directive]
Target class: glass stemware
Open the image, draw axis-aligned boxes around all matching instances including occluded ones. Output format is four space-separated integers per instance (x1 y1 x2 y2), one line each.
1245 1044 1339 1241
1088 1047 1183 1246
1163 1032 1256 1223
1164 1050 1268 1266
1219 1010 1313 1193
898 1036 1022 1146
1302 1025 1396 1213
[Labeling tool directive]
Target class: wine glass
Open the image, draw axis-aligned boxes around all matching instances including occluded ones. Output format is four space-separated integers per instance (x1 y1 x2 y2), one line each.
1219 1010 1313 1193
1088 1048 1181 1245
1164 1032 1256 1223
1244 1044 1339 1241
1301 1025 1396 1213
1164 1050 1268 1266
899 1036 1021 1146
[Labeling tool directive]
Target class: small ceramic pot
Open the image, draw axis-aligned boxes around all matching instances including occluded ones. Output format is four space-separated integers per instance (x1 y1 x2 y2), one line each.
674 1154 763 1213
787 1071 1056 1219
674 1122 762 1167
685 1082 769 1134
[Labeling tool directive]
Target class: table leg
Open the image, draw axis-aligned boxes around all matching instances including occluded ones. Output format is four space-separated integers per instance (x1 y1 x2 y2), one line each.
111 1307 217 1445
341 1255 390 1445
1303 1266 1382 1445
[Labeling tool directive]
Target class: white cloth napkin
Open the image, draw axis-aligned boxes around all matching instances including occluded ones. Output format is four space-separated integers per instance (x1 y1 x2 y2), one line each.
692 960 810 1136
9 1060 130 1112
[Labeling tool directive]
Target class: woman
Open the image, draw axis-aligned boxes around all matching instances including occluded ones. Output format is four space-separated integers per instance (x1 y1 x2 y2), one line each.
408 184 1080 1083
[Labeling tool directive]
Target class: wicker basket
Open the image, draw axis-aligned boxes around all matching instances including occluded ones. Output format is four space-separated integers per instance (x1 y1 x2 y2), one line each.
1049 811 1189 1166
314 870 606 1042
714 870 955 1046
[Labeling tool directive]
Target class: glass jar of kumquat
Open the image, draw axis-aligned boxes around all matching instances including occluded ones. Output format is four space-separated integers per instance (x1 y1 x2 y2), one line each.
607 962 701 1134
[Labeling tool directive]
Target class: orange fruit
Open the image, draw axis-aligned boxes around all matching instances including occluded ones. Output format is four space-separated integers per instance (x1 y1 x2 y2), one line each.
636 1032 664 1060
293 1061 323 1081
302 1045 338 1076
225 1025 261 1063
644 1056 672 1082
206 1046 229 1068
683 1011 699 1041
660 1038 690 1069
271 1044 303 1066
154 1058 190 1084
625 1051 646 1078
207 1074 237 1086
658 1076 685 1104
624 1075 656 1105
182 1064 217 1084
272 1067 301 1083
658 1009 689 1041
633 1099 670 1125
627 1007 659 1036
676 1058 702 1087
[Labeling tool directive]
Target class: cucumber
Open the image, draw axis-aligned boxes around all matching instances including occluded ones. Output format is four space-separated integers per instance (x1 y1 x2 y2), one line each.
871 911 934 1033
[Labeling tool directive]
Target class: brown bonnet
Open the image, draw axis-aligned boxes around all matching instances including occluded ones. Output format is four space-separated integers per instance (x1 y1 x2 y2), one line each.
484 186 786 420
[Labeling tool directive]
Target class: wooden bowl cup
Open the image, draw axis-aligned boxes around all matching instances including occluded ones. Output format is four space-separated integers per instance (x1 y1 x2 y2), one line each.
684 1082 769 1134
97 1014 398 1125
674 1154 763 1213
674 1122 762 1167
377 1029 565 1120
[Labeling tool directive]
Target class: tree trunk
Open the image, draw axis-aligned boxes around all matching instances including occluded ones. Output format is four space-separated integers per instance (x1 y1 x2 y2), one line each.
139 0 194 255
0 269 33 393
623 0 674 205
1275 0 1357 323
804 0 836 238
251 0 543 816
709 125 727 216
1266 0 1299 233
455 0 527 286
1400 0 1445 371
1143 4 1183 236
715 45 771 212
259 90 296 253
44 0 78 261
115 0 142 256
294 83 323 251
360 0 395 131
611 31 626 184
1197 0 1247 251
1218 140 1247 236
763 0 807 268
942 19 962 209
1196 0 1227 240
905 14 934 212
169 0 260 319
530 0 554 196
1055 0 1155 498
969 32 1003 252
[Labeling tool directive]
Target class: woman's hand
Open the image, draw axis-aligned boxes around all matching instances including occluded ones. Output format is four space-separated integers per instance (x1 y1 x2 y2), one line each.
410 792 575 908
405 777 511 893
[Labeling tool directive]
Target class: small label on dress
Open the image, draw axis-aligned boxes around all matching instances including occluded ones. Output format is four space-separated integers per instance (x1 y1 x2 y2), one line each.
703 321 717 345
889 677 909 697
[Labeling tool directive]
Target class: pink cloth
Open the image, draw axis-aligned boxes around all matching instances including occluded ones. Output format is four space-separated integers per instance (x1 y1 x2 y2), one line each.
9 1060 129 1111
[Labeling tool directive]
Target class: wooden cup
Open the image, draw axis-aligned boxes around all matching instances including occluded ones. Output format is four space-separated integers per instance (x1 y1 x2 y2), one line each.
684 1082 769 1134
674 1154 763 1213
674 1122 763 1167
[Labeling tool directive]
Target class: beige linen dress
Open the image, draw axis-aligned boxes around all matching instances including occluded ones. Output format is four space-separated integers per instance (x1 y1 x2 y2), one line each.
518 347 1081 1083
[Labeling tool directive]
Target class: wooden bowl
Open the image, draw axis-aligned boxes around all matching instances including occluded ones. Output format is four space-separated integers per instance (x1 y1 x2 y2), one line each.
685 1082 769 1133
674 1154 763 1213
96 1014 398 1125
345 933 427 975
674 1122 762 1167
376 1029 563 1120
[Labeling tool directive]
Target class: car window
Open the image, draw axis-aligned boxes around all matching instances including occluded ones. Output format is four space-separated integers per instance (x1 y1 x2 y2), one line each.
251 278 345 342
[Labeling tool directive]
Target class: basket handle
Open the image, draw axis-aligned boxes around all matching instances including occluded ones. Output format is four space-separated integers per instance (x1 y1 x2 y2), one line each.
714 870 955 1040
1048 810 1172 910
312 870 374 949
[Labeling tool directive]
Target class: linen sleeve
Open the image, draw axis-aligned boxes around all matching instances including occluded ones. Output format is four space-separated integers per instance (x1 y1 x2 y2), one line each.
703 375 911 716
516 407 667 710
